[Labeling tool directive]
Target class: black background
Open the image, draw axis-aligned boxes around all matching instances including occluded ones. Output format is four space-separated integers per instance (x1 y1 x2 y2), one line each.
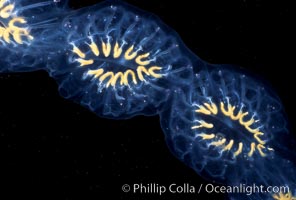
0 0 294 199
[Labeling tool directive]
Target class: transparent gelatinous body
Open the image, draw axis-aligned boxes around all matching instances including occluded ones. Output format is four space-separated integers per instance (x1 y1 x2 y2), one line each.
160 65 296 199
0 0 68 72
0 1 295 199
48 1 193 119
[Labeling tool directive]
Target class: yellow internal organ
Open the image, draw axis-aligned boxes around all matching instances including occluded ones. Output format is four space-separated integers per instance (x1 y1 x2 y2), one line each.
113 42 123 58
194 100 273 157
99 71 114 88
72 45 85 59
194 100 272 157
76 58 94 67
238 112 249 125
232 110 243 120
12 29 33 44
254 132 265 144
0 27 5 36
234 142 243 156
220 101 267 144
98 71 125 88
124 45 137 60
210 138 226 147
72 40 164 87
248 142 256 157
0 17 33 44
0 4 14 18
111 72 124 86
220 102 235 117
195 105 211 115
8 17 25 28
123 70 137 85
89 41 99 56
195 102 218 115
191 120 213 129
204 102 218 115
223 139 234 151
87 68 104 78
1 27 10 43
273 191 296 200
148 66 162 78
242 117 255 127
0 0 6 9
220 102 256 132
102 41 111 57
135 53 150 66
137 66 150 81
197 133 215 140
257 144 267 157
86 65 163 88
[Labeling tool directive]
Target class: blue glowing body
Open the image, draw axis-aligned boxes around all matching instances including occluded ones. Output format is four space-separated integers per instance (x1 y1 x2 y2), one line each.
0 0 68 72
160 65 296 197
0 1 295 199
47 1 193 118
